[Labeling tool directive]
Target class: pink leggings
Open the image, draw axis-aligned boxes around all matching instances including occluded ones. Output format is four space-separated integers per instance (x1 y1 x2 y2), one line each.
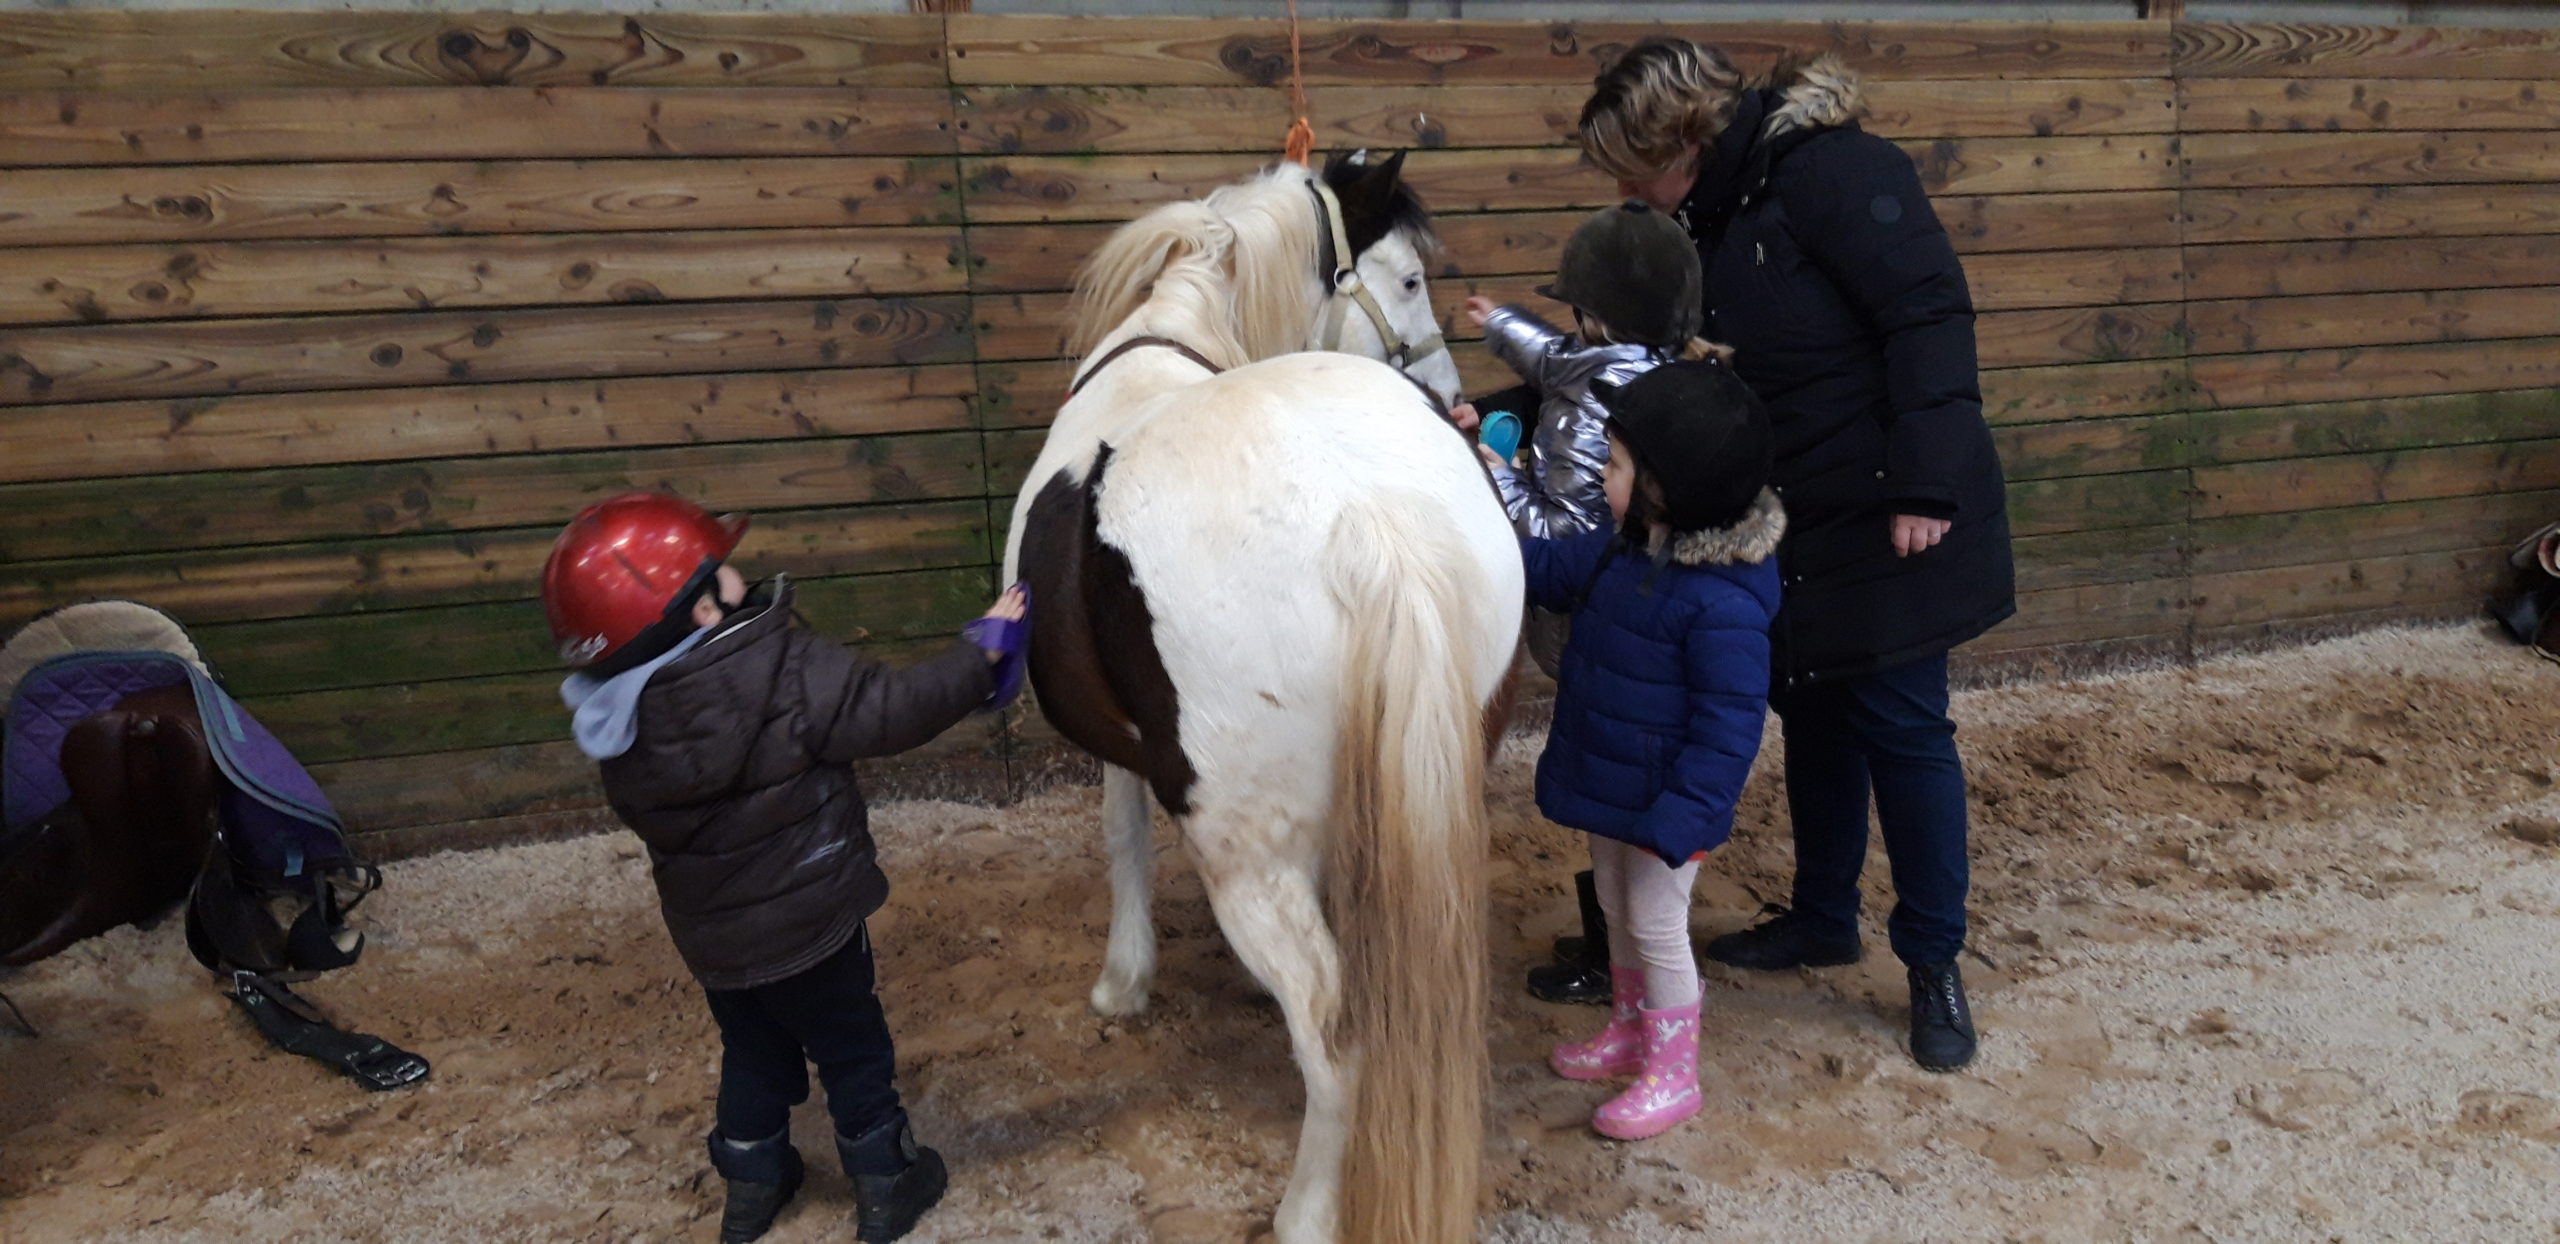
1590 837 1703 1009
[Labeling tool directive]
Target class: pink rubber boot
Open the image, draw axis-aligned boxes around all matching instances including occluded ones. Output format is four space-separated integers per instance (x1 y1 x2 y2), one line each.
1548 968 1647 1081
1592 1001 1702 1140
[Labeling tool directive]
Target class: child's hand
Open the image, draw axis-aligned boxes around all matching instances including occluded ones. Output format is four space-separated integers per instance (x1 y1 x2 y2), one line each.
1891 515 1950 558
979 585 1027 662
1448 401 1480 433
1464 295 1497 327
1477 443 1512 474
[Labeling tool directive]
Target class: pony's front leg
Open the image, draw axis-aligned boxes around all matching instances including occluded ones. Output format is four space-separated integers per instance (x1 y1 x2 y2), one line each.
1089 764 1159 1017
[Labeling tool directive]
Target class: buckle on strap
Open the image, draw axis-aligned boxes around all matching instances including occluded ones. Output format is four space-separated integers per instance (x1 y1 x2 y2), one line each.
228 971 431 1092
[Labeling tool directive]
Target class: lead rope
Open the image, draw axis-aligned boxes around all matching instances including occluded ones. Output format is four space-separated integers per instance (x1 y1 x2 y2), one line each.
1281 0 1314 167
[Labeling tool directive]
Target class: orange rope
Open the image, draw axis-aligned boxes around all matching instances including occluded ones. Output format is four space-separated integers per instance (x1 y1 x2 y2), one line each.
1281 0 1314 167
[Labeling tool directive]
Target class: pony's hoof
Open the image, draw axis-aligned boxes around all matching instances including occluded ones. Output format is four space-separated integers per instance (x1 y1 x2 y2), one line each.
1089 974 1151 1017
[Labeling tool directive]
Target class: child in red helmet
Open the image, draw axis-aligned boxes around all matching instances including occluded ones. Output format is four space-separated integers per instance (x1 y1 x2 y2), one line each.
542 491 1028 1244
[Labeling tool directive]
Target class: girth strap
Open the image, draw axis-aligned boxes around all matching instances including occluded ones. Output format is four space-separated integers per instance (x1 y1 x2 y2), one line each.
227 970 430 1092
1067 336 1225 398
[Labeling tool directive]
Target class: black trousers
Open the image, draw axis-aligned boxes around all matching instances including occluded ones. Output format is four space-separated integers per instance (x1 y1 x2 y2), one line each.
701 924 901 1143
1771 655 1971 966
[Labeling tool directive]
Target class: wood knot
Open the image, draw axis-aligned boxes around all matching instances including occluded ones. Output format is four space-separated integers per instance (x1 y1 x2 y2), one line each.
151 195 211 221
1216 36 1290 88
436 26 540 85
370 343 405 367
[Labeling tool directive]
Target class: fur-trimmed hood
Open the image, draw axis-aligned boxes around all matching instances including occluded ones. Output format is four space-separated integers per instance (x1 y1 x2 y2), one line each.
1763 53 1868 141
1667 488 1786 567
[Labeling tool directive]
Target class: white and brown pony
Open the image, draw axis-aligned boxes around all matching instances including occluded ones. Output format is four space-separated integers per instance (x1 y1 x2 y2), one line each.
1001 152 1523 1244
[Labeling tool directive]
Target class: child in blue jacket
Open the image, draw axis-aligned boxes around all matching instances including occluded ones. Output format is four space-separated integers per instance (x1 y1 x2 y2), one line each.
1492 357 1783 1140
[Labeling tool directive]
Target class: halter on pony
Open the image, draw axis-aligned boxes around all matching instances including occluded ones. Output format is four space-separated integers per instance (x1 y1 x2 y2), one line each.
1306 176 1448 373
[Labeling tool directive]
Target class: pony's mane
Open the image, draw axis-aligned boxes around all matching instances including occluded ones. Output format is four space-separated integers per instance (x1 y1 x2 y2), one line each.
1064 163 1329 367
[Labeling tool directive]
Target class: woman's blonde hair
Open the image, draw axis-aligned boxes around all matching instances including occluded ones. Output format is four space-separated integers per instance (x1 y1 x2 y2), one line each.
1577 36 1745 182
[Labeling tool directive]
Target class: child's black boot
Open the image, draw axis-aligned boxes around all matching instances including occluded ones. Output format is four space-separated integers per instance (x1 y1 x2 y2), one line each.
837 1110 947 1242
1524 869 1612 1005
706 1129 803 1243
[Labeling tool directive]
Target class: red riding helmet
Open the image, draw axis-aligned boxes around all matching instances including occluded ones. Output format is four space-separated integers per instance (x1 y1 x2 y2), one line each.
542 492 749 673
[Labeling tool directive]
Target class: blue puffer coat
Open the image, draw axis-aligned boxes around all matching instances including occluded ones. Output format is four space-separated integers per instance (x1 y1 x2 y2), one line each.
1528 490 1785 865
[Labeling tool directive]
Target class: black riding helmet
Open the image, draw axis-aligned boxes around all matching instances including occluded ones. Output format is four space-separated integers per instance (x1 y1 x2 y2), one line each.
1537 200 1704 348
1593 359 1772 535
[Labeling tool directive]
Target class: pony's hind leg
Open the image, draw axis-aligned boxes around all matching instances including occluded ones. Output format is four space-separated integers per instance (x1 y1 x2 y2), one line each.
1192 834 1349 1244
1089 764 1159 1017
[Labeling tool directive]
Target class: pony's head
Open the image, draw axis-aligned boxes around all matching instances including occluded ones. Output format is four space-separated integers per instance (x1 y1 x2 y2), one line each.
1065 150 1456 406
1314 149 1458 406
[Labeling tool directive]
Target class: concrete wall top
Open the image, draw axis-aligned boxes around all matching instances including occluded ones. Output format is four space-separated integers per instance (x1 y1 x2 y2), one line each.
0 1 2552 27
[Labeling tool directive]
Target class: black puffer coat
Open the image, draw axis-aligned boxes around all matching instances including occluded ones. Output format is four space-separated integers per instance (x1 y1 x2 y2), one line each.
1677 57 2016 689
600 579 992 990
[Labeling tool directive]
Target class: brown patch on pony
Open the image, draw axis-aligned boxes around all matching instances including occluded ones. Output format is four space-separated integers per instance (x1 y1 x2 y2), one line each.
1016 448 1197 816
1480 643 1526 765
0 686 218 966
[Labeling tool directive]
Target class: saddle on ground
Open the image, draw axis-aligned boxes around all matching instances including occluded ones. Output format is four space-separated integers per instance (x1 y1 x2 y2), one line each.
2497 521 2560 664
0 600 428 1091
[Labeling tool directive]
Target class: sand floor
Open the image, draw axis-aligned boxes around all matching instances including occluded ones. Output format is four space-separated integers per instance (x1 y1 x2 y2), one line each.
5 624 2559 1242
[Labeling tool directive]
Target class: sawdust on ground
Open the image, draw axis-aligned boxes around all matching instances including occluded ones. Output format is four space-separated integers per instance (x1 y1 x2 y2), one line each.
5 624 2559 1243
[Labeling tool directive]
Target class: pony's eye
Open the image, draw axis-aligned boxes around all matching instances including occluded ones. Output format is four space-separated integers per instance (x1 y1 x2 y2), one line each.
1403 276 1422 293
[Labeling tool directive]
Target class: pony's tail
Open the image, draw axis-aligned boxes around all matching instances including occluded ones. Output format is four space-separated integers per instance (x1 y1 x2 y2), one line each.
1323 496 1489 1244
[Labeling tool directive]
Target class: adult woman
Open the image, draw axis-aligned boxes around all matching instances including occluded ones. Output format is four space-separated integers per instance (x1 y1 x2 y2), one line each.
1573 38 2016 1071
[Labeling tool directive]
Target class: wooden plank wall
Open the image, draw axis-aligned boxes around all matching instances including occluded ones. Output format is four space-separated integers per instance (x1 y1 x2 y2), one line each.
2173 25 2560 657
2 15 2552 852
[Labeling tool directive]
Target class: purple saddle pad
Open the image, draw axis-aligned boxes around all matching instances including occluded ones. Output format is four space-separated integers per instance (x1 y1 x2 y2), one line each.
4 651 348 881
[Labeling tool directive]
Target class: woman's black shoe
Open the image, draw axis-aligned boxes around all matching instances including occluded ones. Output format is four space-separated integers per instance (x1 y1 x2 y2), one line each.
1525 959 1612 1004
1907 961 1978 1072
706 1131 803 1243
1527 869 1612 1004
1700 904 1862 971
839 1112 948 1242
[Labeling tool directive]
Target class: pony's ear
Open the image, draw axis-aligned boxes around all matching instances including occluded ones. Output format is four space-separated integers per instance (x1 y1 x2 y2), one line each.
1324 148 1406 200
1346 149 1408 204
1327 148 1412 256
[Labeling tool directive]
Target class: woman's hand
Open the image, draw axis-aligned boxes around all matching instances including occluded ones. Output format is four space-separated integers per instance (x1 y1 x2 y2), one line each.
1891 515 1950 558
978 585 1028 662
1464 295 1497 327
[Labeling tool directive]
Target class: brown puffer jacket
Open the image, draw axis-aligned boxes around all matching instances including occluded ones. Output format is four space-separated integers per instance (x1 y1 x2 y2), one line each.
599 579 993 990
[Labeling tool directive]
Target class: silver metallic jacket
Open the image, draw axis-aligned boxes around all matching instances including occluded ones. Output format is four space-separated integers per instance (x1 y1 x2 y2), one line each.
1480 305 1678 540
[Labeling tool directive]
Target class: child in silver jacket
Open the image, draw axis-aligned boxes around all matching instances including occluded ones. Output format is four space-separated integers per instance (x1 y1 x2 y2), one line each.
1469 200 1732 1010
1471 200 1724 671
